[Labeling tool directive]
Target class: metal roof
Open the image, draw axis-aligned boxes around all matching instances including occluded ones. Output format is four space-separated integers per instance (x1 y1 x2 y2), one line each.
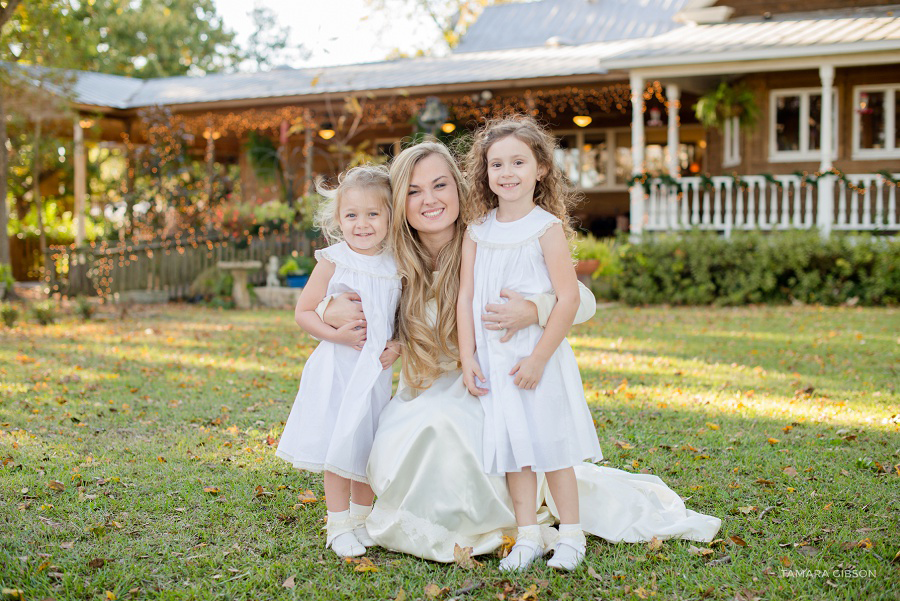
455 0 691 53
603 5 900 68
53 41 640 109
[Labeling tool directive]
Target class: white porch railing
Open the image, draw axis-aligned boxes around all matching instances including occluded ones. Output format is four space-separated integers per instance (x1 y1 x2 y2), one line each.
636 173 900 236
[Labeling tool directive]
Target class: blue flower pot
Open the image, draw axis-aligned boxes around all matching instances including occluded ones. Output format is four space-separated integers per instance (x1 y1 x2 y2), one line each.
285 274 309 288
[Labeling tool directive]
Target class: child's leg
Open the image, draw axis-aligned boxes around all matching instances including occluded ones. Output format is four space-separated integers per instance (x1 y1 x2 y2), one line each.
323 471 364 557
545 467 586 571
500 467 543 572
350 481 376 547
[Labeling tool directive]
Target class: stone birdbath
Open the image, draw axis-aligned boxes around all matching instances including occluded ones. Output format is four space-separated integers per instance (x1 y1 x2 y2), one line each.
218 261 262 309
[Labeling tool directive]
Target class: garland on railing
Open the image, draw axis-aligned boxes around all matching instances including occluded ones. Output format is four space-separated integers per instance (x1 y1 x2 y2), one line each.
631 168 900 197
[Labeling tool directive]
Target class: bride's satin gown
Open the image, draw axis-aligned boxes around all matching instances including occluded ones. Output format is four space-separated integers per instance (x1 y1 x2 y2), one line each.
365 301 721 562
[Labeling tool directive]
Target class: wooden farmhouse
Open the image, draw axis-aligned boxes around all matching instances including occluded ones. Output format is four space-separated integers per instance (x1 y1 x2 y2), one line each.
13 0 900 250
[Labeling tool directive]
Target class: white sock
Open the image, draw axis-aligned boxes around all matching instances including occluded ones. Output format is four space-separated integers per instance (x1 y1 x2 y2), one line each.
349 502 375 547
499 525 543 572
326 510 365 557
547 523 585 571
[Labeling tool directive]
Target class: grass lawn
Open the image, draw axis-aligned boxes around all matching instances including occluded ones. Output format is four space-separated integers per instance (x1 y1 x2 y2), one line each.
1 304 898 601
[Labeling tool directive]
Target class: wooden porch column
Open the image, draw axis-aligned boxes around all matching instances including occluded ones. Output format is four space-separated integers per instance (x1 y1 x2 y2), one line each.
817 64 835 237
630 73 646 238
666 84 680 177
73 119 87 247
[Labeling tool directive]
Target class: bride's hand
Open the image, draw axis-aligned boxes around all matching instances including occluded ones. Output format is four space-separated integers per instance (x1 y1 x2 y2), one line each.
481 289 538 343
323 292 366 332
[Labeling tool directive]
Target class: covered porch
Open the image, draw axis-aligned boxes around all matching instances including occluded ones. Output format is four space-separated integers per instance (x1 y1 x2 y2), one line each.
606 6 900 236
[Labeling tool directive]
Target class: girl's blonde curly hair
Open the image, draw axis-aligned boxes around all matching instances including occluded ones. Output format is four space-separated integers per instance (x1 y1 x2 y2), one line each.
463 115 578 239
314 164 393 247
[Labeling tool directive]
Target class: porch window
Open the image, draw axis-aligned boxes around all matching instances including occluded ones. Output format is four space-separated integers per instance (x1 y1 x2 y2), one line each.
723 116 740 167
852 85 900 158
769 89 837 162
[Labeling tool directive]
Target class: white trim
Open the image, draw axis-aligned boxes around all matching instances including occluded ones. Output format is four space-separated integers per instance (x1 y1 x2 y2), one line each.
625 50 900 79
769 88 838 162
851 84 900 160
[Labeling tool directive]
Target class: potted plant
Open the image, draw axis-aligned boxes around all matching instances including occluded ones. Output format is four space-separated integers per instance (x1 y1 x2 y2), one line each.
279 255 316 288
573 234 613 277
694 81 760 130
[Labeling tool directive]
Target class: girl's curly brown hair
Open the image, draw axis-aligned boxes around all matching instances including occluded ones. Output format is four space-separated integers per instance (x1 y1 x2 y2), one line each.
463 115 578 239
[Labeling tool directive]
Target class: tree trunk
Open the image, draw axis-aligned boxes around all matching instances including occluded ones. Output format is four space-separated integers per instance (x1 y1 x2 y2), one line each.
34 118 49 276
0 87 10 266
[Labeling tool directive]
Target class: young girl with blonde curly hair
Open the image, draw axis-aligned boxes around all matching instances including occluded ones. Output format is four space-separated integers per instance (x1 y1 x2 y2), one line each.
276 165 401 558
458 116 603 572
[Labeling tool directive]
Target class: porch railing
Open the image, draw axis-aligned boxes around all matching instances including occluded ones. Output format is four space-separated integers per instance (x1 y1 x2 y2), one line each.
637 173 899 236
45 228 313 300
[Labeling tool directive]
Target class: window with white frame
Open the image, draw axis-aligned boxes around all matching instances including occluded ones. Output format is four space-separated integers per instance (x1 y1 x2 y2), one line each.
853 84 900 158
769 89 837 161
723 116 741 167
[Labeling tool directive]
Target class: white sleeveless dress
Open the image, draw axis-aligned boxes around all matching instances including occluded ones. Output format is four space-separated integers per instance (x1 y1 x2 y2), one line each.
276 242 401 483
468 207 602 474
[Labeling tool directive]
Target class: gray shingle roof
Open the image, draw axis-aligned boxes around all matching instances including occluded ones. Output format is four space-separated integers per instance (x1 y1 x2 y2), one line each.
603 5 900 68
455 0 692 53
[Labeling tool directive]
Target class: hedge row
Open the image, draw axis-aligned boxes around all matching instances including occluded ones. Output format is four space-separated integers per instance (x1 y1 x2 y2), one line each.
615 231 900 306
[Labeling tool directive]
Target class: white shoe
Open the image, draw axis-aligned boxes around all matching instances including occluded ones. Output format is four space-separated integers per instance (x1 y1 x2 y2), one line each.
326 517 366 557
499 528 544 572
546 530 586 571
351 514 376 547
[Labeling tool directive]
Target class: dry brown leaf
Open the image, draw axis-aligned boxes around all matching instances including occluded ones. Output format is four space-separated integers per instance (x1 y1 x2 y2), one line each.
767 438 780 445
1 590 25 601
779 556 792 567
737 506 757 514
203 487 220 494
424 583 449 599
498 535 515 558
344 557 379 572
729 535 748 547
452 543 482 569
615 440 635 450
782 466 799 477
394 588 407 601
297 490 317 503
519 584 540 601
157 456 166 463
688 545 714 557
587 566 603 580
648 536 663 552
60 541 74 550
282 576 295 588
88 558 105 569
47 481 65 492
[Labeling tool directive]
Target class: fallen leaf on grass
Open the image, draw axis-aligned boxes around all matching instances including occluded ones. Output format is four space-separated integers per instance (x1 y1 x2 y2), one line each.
688 545 714 558
519 584 540 601
345 557 378 572
1 590 25 601
47 481 65 492
498 535 515 558
203 487 220 495
648 536 663 551
254 485 273 499
767 438 780 445
105 592 116 600
297 490 317 503
797 546 818 557
755 478 774 487
587 566 603 580
88 558 105 569
157 457 166 463
736 506 757 514
708 555 731 566
282 576 295 589
38 516 65 529
453 543 482 569
729 535 748 547
424 583 449 599
782 466 798 477
60 541 74 550
394 588 406 601
733 589 762 601
780 556 791 567
615 440 635 450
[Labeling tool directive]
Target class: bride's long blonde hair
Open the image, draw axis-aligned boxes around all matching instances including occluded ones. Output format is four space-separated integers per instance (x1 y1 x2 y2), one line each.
389 142 467 390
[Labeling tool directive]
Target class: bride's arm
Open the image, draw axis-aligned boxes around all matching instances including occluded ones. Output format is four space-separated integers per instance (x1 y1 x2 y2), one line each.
481 280 596 343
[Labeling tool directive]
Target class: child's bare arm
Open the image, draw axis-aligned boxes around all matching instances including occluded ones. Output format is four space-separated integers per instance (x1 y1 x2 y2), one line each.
295 260 366 350
509 224 579 389
457 235 488 396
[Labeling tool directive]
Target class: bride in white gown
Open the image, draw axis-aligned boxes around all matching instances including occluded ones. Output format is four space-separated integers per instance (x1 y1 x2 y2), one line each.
320 141 721 563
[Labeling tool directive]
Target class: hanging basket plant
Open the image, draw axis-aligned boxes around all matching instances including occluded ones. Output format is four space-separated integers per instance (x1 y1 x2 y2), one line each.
694 82 760 130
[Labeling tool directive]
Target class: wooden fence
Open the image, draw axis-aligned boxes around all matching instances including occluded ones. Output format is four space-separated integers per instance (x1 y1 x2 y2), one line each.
44 228 314 300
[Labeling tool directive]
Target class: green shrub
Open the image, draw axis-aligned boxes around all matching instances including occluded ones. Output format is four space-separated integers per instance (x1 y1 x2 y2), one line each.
189 266 233 301
1 302 19 327
616 231 900 306
31 300 57 325
74 296 94 320
0 263 14 295
573 234 621 278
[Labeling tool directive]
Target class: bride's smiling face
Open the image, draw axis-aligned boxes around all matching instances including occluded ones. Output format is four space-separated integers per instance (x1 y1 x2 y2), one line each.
405 153 460 237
